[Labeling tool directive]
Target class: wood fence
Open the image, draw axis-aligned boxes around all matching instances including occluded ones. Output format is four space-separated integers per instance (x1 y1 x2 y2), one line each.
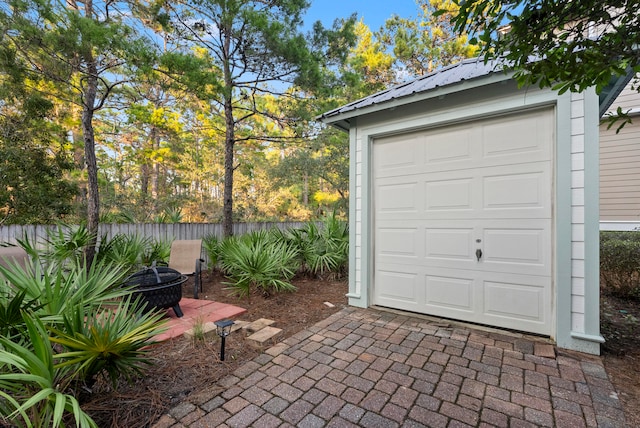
0 222 310 247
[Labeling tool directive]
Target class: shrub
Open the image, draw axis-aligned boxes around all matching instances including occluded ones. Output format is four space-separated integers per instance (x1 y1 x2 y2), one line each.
600 231 640 298
0 313 98 428
219 231 299 300
18 227 170 274
282 213 348 278
203 234 221 269
141 239 171 266
0 253 166 427
96 233 150 271
50 299 165 387
97 234 171 273
43 224 93 266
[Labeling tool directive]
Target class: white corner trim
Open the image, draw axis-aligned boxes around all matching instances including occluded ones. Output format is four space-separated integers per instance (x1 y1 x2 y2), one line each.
600 221 640 231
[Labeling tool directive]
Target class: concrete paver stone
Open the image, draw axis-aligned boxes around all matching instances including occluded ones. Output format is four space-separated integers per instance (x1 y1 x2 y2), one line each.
243 318 276 333
246 326 283 347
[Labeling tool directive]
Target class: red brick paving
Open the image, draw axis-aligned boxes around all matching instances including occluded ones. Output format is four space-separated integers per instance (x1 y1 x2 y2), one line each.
153 297 246 341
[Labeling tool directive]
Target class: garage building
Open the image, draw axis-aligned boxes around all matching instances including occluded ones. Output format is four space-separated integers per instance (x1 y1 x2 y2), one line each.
319 57 617 354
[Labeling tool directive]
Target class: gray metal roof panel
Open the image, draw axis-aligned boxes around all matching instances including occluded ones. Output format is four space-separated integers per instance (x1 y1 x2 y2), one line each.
319 57 507 121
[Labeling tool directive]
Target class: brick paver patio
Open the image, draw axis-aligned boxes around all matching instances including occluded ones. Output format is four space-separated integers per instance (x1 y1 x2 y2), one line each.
154 307 626 427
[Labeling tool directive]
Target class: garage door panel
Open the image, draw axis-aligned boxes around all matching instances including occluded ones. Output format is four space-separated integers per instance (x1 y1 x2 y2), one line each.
425 274 475 312
425 128 474 164
484 172 545 209
425 178 474 211
483 278 548 334
482 227 549 276
374 136 422 170
482 162 551 216
484 281 545 320
377 227 420 259
425 228 474 260
482 112 553 163
377 181 420 214
374 267 423 310
422 225 481 271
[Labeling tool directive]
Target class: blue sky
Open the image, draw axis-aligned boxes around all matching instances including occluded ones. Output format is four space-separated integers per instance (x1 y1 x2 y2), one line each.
304 0 420 31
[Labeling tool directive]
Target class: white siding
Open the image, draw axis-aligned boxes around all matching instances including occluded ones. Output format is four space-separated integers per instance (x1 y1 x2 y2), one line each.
570 92 587 333
354 140 363 299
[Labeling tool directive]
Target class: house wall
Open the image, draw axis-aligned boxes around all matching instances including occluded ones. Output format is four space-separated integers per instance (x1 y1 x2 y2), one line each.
345 80 602 354
599 79 640 230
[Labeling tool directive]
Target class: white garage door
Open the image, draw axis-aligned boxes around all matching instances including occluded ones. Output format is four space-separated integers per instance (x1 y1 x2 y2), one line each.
373 109 554 335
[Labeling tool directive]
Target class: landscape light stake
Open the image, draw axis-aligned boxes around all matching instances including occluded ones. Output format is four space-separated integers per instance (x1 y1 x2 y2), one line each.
214 319 234 361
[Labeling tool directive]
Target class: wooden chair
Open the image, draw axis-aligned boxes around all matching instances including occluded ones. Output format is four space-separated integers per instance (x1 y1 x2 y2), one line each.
0 246 29 274
168 239 205 299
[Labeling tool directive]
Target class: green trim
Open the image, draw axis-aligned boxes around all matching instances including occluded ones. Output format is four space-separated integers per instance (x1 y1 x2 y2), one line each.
554 93 574 348
554 90 603 355
598 69 635 117
360 133 372 307
583 88 602 338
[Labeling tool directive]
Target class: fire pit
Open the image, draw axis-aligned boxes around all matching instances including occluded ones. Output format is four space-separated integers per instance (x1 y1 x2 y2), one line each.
123 265 188 317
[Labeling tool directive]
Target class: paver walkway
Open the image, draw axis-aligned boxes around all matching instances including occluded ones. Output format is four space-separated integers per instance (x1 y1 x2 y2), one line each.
154 307 626 427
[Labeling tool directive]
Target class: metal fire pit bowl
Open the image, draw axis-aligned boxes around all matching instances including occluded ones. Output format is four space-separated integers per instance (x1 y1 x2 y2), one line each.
123 265 188 317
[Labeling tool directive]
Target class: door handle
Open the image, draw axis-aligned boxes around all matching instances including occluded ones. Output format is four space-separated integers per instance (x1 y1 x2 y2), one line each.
476 248 482 262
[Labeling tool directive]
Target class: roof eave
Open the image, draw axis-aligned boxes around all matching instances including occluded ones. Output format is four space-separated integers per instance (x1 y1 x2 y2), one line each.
319 71 515 130
598 68 636 118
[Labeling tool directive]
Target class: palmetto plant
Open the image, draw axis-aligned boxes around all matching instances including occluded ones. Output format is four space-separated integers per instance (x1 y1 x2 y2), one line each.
96 233 170 272
154 207 183 224
42 224 93 266
95 233 150 270
141 239 171 266
0 260 129 319
203 234 221 269
219 231 299 300
0 314 98 428
0 290 40 340
0 253 166 427
50 299 165 387
284 213 349 278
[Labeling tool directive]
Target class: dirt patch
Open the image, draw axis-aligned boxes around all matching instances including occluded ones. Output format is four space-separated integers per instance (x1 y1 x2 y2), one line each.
81 272 348 427
600 293 640 428
80 274 640 427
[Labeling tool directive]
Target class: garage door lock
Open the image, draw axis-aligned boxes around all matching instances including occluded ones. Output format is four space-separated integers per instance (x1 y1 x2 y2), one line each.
476 248 483 262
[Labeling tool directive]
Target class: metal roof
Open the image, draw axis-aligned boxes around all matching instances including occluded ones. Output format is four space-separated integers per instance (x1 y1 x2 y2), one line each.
318 55 634 130
318 57 508 124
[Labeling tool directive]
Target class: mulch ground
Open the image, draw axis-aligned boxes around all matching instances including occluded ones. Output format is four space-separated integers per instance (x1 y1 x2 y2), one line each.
600 293 640 428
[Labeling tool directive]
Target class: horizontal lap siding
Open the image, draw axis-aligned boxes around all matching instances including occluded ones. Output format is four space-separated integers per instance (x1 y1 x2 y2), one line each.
607 78 640 112
600 76 640 223
599 119 640 221
571 92 587 333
